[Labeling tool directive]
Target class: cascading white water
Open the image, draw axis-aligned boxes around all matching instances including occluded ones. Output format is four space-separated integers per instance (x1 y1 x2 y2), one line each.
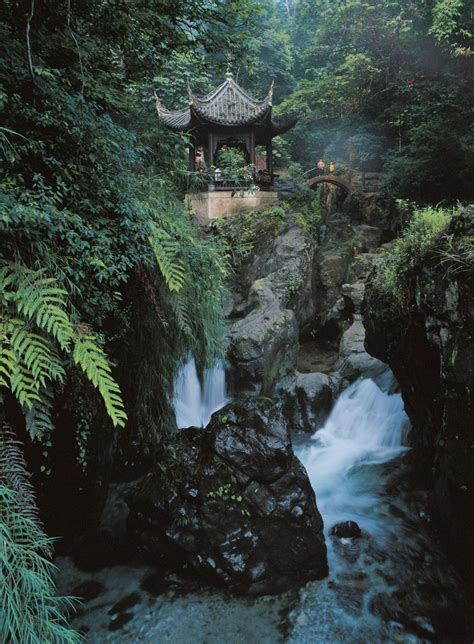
173 355 228 429
296 373 410 538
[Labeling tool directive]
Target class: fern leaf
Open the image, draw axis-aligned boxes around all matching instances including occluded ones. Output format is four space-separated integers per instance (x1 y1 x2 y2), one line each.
148 222 186 292
0 345 16 387
171 294 193 336
9 320 65 385
1 259 127 432
24 387 55 441
0 427 47 546
10 360 43 409
0 427 81 643
73 334 127 428
15 274 74 351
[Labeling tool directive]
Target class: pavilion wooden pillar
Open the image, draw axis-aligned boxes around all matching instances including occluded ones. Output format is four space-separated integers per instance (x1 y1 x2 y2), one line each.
249 130 256 165
266 139 273 177
208 132 214 166
188 144 195 172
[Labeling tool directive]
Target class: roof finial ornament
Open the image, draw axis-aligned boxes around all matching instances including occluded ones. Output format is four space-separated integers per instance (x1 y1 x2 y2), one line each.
225 51 234 80
186 81 194 105
265 80 275 106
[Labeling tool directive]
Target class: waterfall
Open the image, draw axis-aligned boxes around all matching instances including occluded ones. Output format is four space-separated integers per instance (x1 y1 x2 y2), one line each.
173 355 228 429
296 372 410 538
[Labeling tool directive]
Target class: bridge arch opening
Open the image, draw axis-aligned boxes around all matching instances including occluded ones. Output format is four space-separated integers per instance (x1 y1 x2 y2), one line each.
306 175 352 193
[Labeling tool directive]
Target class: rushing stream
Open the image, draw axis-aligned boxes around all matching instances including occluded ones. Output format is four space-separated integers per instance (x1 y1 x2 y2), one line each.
297 373 409 542
288 371 463 642
56 369 464 642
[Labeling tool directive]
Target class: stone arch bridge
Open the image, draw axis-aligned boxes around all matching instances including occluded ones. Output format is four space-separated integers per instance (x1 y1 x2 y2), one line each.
306 174 353 193
304 169 381 195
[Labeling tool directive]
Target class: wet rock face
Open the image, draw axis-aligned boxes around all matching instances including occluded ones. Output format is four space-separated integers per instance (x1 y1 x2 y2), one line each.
280 371 334 435
335 316 386 384
127 399 328 595
227 194 396 399
228 224 314 395
363 208 474 584
330 521 361 538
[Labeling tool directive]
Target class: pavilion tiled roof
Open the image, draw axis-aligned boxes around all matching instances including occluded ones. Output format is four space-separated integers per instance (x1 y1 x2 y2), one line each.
155 74 276 131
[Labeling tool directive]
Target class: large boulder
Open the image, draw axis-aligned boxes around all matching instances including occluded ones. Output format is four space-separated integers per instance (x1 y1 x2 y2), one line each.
228 224 316 395
352 224 383 253
127 399 328 595
280 371 333 435
228 279 299 395
335 315 386 383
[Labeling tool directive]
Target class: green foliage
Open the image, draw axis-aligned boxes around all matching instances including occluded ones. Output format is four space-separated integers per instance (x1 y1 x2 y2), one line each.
284 271 304 307
212 191 323 274
216 147 247 170
212 204 290 269
434 230 474 276
291 192 322 237
215 147 254 185
382 101 474 202
0 1 246 640
0 428 81 643
0 261 127 435
148 223 187 293
370 206 453 311
430 0 473 56
275 0 473 201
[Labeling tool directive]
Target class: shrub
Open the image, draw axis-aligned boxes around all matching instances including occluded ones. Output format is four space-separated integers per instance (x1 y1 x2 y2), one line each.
215 147 254 185
212 204 290 270
370 205 453 311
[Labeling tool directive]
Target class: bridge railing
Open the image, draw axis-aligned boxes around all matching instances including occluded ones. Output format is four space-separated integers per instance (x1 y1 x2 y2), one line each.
301 166 354 181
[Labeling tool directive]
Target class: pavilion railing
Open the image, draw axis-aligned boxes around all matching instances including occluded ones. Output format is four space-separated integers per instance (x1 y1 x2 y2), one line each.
208 172 277 191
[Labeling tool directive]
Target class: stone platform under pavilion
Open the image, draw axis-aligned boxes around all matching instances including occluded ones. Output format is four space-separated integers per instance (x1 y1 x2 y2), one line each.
185 187 278 227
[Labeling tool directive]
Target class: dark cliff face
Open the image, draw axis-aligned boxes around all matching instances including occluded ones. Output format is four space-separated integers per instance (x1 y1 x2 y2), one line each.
363 208 474 584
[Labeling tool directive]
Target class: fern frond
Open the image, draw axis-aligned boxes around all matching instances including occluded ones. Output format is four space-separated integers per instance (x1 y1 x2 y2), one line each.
148 222 186 292
10 360 43 409
170 294 193 336
0 427 47 548
9 320 65 385
0 427 81 643
73 334 127 428
0 319 64 419
15 276 75 351
0 261 75 351
0 344 16 387
24 387 55 441
1 260 126 433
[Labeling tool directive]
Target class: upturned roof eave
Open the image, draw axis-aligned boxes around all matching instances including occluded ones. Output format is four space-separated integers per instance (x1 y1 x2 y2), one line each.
189 104 272 129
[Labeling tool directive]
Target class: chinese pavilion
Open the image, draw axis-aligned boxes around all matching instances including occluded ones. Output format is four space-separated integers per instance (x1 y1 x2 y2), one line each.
155 72 297 189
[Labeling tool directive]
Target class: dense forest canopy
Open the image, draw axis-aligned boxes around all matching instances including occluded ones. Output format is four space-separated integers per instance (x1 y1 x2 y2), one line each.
0 0 473 641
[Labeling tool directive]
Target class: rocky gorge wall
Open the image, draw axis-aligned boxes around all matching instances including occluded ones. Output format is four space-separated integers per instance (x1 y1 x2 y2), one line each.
363 207 474 585
227 184 395 434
